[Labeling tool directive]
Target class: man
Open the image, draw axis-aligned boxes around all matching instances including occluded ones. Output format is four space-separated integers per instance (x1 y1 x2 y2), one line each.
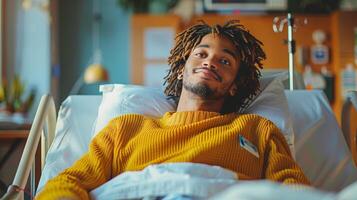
36 20 309 199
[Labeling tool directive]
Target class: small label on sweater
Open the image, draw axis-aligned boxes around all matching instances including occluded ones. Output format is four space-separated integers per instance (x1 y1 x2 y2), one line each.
239 135 259 158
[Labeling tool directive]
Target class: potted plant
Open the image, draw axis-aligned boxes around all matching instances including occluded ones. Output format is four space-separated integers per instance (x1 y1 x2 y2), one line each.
0 75 36 117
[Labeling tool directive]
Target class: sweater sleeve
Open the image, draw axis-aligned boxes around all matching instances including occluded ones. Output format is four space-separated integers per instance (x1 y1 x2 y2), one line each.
36 121 117 200
264 130 310 185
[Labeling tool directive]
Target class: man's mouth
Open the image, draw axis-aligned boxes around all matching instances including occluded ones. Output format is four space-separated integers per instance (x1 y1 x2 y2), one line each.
193 68 222 82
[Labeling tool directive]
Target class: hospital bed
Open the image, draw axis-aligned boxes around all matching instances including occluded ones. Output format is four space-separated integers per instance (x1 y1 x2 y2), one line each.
1 75 357 199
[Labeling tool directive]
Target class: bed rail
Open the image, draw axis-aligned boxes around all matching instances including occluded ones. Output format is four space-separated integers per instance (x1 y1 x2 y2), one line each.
1 95 56 200
341 91 357 166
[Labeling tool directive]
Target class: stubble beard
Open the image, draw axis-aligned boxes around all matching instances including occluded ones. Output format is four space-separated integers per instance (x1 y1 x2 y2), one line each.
183 80 214 99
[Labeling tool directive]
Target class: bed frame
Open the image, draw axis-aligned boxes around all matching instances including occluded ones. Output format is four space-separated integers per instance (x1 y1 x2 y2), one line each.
1 95 56 200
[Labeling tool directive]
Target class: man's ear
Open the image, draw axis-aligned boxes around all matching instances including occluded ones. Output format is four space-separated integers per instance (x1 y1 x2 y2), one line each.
177 68 184 80
229 84 237 96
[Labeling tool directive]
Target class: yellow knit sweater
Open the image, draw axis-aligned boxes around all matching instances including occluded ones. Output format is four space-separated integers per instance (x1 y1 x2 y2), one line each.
36 111 309 200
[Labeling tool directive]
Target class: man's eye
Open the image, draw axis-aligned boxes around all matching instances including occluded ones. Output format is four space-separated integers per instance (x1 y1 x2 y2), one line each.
220 59 230 65
195 53 204 57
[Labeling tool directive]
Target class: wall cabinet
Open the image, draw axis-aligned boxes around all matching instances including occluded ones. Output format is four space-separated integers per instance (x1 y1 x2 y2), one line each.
131 15 181 87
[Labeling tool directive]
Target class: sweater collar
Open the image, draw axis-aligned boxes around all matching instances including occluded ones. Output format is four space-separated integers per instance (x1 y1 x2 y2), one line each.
161 111 222 126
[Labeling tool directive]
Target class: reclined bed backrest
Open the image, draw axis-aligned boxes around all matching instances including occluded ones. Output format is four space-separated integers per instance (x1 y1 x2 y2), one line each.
285 90 357 191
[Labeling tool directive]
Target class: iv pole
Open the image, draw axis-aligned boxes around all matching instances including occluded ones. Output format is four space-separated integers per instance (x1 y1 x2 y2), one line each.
287 13 295 91
273 13 296 91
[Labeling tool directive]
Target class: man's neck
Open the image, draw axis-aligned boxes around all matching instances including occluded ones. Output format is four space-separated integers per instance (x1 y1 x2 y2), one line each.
176 89 224 113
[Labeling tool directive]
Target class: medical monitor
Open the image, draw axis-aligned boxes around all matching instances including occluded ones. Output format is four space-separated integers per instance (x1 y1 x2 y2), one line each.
204 0 288 11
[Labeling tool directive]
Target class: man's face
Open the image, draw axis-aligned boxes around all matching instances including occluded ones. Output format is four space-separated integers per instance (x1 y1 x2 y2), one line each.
182 33 240 100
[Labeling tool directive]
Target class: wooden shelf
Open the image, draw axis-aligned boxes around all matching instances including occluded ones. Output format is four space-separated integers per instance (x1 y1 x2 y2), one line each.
0 130 29 139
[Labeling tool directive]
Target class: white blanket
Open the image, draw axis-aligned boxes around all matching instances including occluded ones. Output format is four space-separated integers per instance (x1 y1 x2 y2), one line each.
89 163 357 200
210 181 357 200
90 163 238 199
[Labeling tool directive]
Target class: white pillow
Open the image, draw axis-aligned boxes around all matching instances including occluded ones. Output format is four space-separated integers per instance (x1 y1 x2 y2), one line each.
93 84 176 135
244 74 295 155
92 74 294 157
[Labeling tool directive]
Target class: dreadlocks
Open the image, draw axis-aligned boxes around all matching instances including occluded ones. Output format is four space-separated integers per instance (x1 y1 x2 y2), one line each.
163 20 266 113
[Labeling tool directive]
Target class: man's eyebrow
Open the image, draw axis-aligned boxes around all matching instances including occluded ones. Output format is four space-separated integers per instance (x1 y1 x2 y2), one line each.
223 49 237 59
196 44 237 59
197 44 209 48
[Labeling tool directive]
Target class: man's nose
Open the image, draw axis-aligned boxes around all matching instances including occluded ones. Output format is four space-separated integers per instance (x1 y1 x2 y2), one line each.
202 58 217 70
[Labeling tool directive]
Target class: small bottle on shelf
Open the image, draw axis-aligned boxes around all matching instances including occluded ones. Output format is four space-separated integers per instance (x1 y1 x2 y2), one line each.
341 63 357 100
303 65 326 90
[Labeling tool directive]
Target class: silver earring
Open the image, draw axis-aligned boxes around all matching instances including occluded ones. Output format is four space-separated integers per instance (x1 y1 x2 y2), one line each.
178 73 183 80
230 89 237 96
